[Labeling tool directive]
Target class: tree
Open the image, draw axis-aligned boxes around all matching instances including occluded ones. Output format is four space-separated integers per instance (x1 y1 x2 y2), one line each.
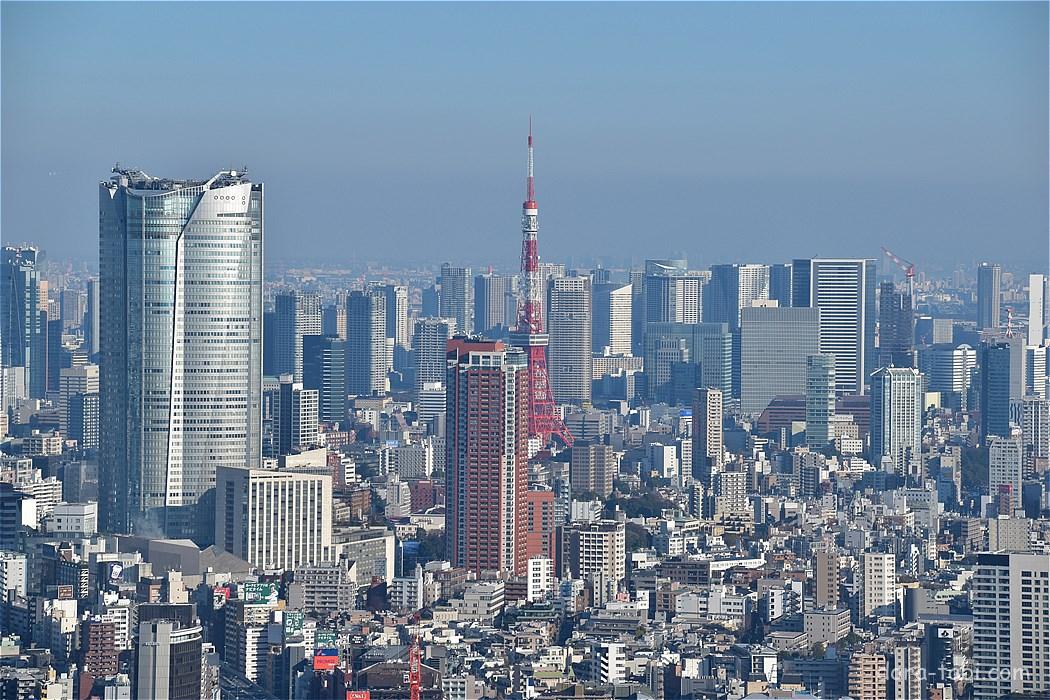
961 445 988 492
368 494 387 525
607 492 676 519
417 529 446 563
625 522 650 552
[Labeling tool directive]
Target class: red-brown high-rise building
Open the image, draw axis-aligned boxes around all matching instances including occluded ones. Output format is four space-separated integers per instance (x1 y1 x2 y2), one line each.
445 337 529 575
525 489 557 561
80 616 118 677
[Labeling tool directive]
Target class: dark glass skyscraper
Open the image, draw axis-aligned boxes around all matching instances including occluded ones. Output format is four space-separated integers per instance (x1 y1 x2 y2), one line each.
703 264 769 331
273 291 321 382
980 341 1012 445
345 289 387 396
303 335 347 424
1 246 47 398
769 263 793 308
46 318 62 393
878 281 915 368
976 262 1001 331
644 322 732 403
84 277 101 360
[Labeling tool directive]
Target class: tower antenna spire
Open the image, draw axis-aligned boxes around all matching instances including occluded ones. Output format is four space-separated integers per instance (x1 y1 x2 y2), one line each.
526 116 535 204
511 119 573 448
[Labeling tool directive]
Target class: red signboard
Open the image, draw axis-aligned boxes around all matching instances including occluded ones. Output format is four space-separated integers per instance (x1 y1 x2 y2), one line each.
313 650 339 671
346 693 371 700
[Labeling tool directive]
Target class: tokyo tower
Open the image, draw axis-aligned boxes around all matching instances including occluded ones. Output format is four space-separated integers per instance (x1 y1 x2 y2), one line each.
509 122 573 448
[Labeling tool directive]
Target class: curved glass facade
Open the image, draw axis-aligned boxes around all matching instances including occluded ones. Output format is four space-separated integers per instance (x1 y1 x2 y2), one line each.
99 170 262 538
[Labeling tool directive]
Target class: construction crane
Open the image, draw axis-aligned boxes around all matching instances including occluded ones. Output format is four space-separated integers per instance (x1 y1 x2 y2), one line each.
881 246 916 299
1005 307 1016 337
408 635 421 700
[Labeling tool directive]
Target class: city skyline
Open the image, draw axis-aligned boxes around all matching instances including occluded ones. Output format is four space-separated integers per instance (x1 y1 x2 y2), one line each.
2 2 1047 270
1 4 1049 699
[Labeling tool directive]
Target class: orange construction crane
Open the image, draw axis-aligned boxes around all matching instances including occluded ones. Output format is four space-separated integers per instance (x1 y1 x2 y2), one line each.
881 246 916 298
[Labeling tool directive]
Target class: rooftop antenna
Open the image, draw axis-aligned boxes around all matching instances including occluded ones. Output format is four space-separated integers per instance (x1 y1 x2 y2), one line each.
526 115 535 204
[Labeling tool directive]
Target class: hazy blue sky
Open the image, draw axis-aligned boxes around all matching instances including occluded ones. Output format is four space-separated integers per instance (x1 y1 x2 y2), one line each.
2 2 1047 272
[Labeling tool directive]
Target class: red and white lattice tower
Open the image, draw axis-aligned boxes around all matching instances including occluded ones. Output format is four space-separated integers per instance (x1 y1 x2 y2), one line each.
408 635 421 700
510 121 573 447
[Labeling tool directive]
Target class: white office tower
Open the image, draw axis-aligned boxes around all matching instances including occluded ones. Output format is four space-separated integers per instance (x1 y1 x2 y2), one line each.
893 644 923 700
644 259 701 324
0 552 27 597
1029 273 1049 346
646 443 679 482
792 258 877 394
562 520 626 594
412 317 456 398
870 367 923 477
474 273 517 334
1025 344 1047 399
416 381 447 433
860 552 897 619
920 344 977 409
215 465 332 571
274 291 322 382
988 436 1023 512
704 263 770 329
58 364 98 434
547 276 592 405
1022 396 1050 460
591 282 633 355
224 598 276 683
374 284 409 349
390 564 428 613
136 621 204 699
972 552 1050 700
537 262 568 332
806 354 835 448
590 642 627 685
274 376 319 455
527 557 554 602
99 168 262 538
346 289 387 396
739 304 821 416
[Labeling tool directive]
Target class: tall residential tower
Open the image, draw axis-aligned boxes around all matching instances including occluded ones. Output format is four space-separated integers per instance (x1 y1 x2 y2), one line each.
547 276 592 405
445 338 528 575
